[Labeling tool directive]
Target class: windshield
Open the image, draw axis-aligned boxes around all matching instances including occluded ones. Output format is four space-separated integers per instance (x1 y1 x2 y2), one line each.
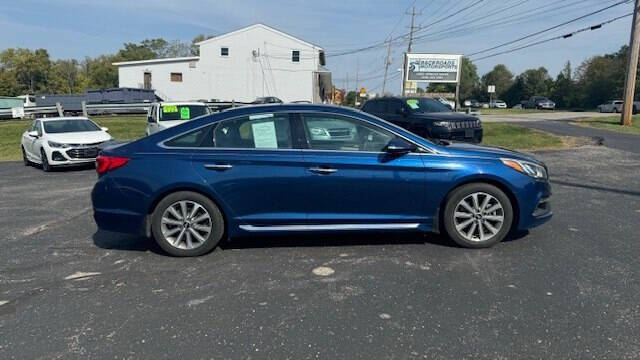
160 105 209 121
405 98 451 113
43 119 101 133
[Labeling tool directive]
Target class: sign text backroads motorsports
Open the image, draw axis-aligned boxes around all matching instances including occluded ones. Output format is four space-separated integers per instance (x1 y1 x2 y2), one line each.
406 54 462 83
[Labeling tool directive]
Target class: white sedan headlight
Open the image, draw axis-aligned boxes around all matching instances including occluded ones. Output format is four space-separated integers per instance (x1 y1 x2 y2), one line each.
501 158 548 180
48 141 71 148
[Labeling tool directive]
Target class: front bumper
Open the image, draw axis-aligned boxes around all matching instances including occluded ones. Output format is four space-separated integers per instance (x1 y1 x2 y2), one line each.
517 180 553 230
432 127 483 144
47 146 100 166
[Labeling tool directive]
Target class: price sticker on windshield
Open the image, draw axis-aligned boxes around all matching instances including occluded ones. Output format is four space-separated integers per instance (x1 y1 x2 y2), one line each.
406 99 419 109
180 107 190 120
163 105 178 113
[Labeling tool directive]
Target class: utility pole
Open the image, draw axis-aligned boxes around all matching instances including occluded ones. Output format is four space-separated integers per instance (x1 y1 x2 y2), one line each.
355 59 359 106
382 39 392 95
403 6 421 96
622 0 640 126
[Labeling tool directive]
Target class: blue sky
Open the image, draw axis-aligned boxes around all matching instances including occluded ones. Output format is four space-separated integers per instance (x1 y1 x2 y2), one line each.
0 0 635 95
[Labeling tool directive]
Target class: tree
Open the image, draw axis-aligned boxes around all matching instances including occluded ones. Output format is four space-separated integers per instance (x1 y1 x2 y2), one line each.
86 55 120 89
117 42 156 61
520 67 553 98
481 64 513 99
191 34 214 56
50 59 85 93
551 61 576 109
426 57 479 103
0 48 52 94
344 91 357 106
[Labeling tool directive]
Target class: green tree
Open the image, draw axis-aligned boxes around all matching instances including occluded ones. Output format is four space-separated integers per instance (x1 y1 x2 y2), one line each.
191 34 214 56
344 91 357 106
519 67 553 98
86 55 120 89
0 48 52 93
481 64 513 99
426 57 479 104
551 61 576 109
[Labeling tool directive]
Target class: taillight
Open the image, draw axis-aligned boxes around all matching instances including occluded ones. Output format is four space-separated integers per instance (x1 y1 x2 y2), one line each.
96 155 129 174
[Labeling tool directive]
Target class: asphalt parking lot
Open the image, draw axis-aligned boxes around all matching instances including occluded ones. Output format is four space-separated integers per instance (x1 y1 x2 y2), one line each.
1 145 640 359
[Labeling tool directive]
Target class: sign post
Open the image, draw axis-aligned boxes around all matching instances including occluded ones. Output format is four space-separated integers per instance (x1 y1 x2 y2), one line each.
488 85 496 107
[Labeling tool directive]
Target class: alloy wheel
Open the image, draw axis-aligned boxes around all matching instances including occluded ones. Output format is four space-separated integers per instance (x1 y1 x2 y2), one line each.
453 192 505 242
160 200 213 250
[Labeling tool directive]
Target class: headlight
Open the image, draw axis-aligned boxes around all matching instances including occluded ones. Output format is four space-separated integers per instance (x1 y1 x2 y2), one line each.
501 158 548 180
433 121 450 127
48 141 70 148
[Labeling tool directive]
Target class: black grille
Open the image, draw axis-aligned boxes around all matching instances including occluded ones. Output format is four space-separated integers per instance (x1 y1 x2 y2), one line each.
452 121 479 129
66 147 99 159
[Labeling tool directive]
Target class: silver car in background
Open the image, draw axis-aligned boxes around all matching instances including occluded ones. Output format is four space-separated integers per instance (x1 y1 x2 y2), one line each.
597 100 623 113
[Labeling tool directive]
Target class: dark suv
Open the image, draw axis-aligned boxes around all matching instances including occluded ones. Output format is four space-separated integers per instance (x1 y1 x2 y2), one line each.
361 97 483 143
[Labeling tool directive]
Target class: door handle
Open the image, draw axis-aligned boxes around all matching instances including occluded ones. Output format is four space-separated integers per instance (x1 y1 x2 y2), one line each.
204 164 233 171
309 167 337 175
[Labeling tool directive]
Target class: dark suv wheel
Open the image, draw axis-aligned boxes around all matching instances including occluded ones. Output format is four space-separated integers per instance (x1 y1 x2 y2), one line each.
443 183 514 248
151 191 224 257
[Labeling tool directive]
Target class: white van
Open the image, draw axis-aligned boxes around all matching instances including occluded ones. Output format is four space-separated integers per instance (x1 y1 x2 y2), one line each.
146 102 211 135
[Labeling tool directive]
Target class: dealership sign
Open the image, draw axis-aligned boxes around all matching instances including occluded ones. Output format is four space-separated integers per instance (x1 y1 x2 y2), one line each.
406 54 462 83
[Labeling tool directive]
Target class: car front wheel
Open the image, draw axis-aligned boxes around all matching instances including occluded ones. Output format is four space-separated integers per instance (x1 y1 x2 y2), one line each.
40 149 51 172
151 191 224 257
443 183 513 248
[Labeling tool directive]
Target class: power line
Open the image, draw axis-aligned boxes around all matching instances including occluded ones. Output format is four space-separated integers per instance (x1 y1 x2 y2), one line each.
470 13 633 61
466 0 632 57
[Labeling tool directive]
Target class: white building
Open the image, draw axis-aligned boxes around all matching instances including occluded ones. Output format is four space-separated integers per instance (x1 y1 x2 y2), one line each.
113 24 332 103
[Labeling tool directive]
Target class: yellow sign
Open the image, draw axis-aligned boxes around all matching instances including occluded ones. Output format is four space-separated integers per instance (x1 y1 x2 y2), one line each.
162 105 178 113
360 87 367 95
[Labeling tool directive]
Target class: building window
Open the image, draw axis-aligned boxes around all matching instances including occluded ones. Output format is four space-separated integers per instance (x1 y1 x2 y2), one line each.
221 47 229 57
170 73 183 82
292 50 300 62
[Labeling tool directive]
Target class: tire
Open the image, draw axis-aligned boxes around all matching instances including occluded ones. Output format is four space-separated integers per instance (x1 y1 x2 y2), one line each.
614 108 619 114
40 149 51 172
443 183 514 248
151 191 224 257
22 146 31 166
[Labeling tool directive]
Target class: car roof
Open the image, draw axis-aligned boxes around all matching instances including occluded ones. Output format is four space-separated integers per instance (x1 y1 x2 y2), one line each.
37 117 90 122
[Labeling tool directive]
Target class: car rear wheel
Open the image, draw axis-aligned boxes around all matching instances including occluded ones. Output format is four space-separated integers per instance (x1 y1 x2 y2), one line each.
40 149 51 172
443 183 513 248
151 191 224 257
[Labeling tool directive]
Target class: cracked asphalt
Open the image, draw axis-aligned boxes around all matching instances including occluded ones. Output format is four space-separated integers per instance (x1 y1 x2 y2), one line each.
1 145 639 359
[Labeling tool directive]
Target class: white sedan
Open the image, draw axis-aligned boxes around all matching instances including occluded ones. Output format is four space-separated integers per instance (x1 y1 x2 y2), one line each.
21 117 112 171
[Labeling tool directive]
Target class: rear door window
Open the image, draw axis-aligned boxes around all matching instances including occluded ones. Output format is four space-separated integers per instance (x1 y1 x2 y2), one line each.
213 113 293 149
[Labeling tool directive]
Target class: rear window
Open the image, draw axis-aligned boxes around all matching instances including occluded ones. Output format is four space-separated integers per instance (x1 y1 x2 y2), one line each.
160 105 209 121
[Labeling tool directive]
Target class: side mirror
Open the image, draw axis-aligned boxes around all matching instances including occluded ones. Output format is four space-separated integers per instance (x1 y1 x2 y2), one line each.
385 138 417 154
28 130 39 138
101 127 109 132
147 116 154 123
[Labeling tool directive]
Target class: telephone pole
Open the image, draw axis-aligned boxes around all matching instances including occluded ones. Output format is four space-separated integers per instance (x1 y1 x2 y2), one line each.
621 0 640 126
382 39 392 95
403 6 421 96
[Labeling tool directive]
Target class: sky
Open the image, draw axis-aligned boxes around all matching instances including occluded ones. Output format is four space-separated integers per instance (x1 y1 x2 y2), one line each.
0 0 635 96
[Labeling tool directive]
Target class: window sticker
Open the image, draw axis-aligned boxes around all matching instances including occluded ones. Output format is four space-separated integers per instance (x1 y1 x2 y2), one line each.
251 121 278 149
163 105 178 113
180 107 190 120
406 99 419 109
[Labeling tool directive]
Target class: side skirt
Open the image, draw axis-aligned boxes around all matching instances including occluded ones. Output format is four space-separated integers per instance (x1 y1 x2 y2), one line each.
239 223 421 232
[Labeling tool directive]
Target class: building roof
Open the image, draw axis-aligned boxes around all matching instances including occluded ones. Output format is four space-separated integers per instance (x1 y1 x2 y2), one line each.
112 56 199 67
196 23 323 50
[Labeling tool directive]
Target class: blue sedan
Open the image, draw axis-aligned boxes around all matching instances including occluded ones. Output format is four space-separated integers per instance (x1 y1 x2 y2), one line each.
91 104 552 256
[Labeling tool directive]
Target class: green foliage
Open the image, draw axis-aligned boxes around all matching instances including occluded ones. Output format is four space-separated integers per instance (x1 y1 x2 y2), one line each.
481 64 513 100
344 91 357 106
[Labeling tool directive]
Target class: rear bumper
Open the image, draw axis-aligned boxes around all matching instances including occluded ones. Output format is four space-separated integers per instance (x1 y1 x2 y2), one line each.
93 208 147 235
91 177 147 235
